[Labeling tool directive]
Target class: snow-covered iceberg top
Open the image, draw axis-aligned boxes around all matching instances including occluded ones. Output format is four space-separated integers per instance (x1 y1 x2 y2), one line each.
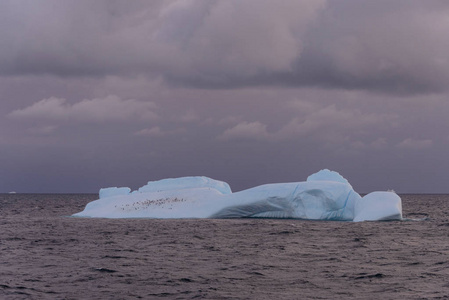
73 169 402 222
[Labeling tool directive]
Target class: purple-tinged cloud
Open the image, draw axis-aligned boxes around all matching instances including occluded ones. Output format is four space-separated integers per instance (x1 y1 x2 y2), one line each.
396 138 433 150
218 103 398 145
9 95 158 122
134 127 164 137
219 121 271 141
2 1 448 93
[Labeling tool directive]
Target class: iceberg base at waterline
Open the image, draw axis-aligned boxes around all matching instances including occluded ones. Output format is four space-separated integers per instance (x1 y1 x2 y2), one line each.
73 169 402 222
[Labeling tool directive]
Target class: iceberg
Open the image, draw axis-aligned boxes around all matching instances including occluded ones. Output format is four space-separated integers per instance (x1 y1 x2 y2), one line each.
99 187 131 199
73 169 402 222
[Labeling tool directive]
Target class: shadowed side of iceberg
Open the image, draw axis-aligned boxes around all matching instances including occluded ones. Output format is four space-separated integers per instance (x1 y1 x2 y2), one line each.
353 192 402 222
211 180 360 221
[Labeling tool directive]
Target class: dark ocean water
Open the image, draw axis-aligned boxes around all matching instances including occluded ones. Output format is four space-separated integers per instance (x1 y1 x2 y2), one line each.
1 194 449 299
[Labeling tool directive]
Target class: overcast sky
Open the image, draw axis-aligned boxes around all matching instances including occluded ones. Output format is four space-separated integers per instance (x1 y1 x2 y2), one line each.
2 0 449 193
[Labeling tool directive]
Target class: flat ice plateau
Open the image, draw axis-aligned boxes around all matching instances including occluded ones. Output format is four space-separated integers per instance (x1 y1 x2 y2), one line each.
73 169 402 222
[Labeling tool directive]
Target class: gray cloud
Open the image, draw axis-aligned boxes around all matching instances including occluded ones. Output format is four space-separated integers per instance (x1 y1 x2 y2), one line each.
2 1 448 93
218 102 399 146
219 121 271 141
2 83 449 193
9 95 158 122
396 138 433 150
134 126 185 137
134 127 164 137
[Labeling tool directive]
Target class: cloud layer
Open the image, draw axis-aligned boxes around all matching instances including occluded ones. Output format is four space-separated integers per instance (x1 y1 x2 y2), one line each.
1 0 449 93
9 95 158 122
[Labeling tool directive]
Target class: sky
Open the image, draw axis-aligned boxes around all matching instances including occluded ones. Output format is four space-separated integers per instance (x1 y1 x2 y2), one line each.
1 0 449 193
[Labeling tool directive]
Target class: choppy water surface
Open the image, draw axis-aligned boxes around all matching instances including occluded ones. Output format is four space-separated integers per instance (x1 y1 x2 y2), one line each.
1 194 449 299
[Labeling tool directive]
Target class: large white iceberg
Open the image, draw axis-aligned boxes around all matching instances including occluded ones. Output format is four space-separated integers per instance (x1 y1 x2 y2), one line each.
73 169 402 222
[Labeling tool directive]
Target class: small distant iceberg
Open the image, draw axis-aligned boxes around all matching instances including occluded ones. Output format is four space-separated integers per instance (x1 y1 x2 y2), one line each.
73 169 402 222
8 191 17 194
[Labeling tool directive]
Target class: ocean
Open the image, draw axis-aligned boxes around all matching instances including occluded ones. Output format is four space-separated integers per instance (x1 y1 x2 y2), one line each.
1 194 448 299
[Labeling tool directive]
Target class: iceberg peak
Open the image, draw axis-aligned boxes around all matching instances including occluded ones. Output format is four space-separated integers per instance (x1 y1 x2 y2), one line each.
306 169 351 188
